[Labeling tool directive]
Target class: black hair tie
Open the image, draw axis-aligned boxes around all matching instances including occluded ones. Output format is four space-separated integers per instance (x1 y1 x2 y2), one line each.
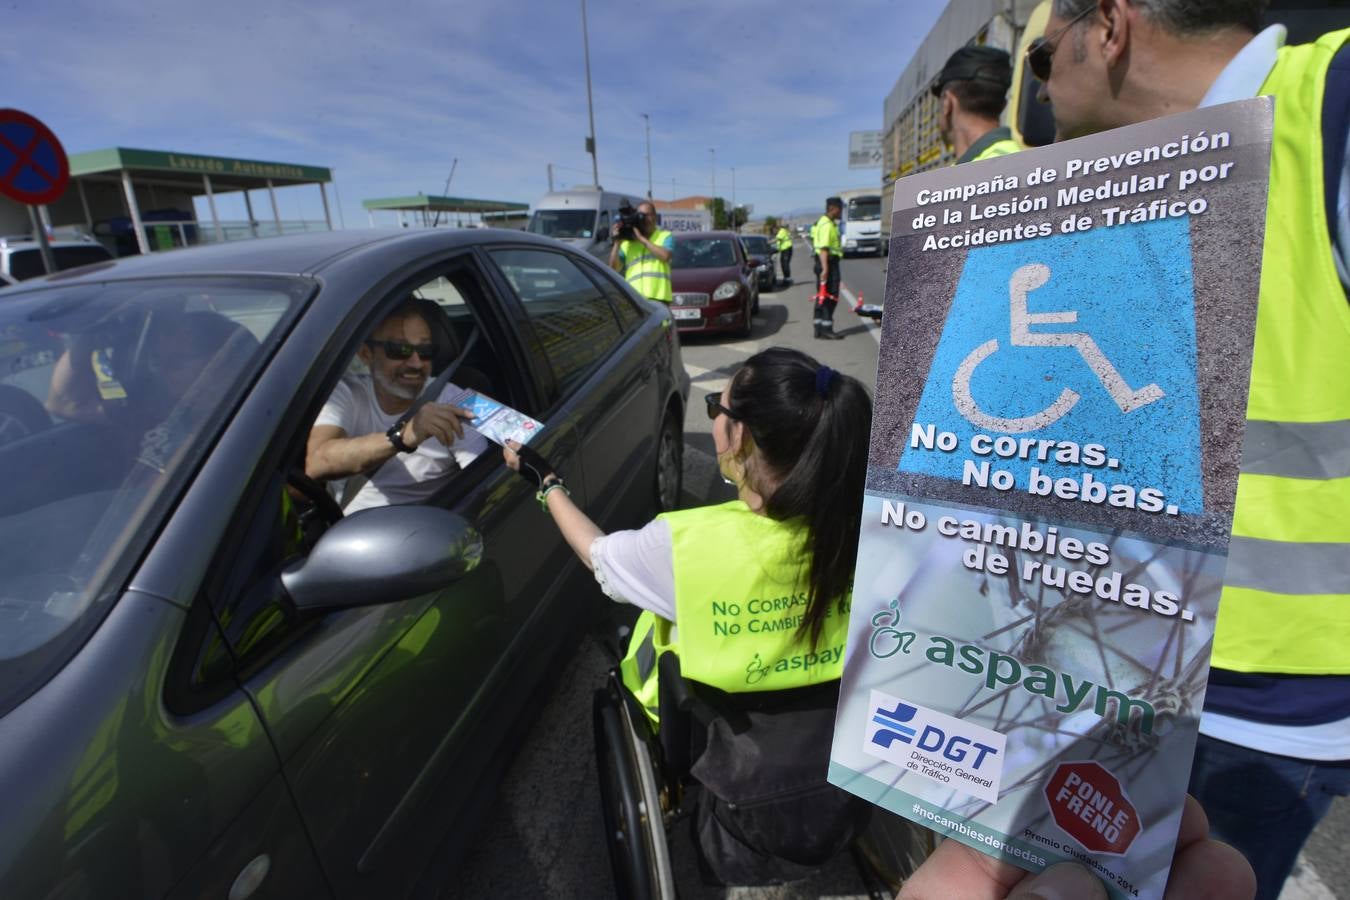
815 365 836 398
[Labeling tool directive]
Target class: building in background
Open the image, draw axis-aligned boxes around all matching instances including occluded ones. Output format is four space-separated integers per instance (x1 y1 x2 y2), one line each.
0 147 335 257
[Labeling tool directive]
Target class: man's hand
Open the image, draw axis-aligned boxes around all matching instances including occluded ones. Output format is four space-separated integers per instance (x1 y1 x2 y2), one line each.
403 402 475 449
897 795 1253 900
610 220 623 241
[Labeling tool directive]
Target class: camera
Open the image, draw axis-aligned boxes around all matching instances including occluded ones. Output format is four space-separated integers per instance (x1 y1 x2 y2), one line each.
616 204 644 240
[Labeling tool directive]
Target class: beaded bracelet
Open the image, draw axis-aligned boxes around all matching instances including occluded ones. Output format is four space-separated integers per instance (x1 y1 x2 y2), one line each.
537 478 570 510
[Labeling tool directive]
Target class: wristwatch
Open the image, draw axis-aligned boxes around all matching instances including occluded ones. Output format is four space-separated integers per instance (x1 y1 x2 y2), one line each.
386 421 415 453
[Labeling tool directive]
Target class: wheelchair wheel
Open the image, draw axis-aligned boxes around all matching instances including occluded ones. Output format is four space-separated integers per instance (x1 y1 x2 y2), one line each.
593 680 676 899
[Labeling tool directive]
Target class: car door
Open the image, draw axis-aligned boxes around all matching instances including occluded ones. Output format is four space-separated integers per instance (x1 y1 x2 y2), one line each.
198 251 591 899
481 244 668 532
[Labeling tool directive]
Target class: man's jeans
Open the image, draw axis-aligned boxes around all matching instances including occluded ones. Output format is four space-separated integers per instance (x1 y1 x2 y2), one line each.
1188 733 1350 900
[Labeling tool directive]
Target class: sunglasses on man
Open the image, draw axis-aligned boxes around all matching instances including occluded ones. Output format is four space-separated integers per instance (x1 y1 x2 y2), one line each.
1025 4 1095 82
365 339 438 361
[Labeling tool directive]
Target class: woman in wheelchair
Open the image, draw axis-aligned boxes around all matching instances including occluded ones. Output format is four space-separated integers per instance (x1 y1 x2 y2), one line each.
505 347 873 889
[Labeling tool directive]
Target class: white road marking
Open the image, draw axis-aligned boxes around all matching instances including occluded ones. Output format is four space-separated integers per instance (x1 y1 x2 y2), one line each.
1279 855 1337 900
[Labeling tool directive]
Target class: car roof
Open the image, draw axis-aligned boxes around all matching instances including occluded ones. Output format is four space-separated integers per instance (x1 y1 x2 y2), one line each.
0 228 568 290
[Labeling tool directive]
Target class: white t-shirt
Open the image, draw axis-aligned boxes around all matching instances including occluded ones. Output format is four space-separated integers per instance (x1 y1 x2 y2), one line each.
315 374 489 513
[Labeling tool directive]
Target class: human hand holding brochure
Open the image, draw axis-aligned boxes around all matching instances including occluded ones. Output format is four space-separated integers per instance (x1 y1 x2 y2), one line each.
447 388 543 447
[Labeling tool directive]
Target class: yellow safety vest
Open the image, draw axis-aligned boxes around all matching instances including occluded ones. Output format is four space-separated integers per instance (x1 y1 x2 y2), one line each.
811 215 841 258
619 228 673 302
1215 29 1350 674
972 138 1021 162
776 227 792 251
619 501 851 724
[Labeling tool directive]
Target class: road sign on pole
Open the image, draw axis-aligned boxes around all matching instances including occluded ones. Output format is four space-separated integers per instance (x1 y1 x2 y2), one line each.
849 130 883 169
0 109 70 206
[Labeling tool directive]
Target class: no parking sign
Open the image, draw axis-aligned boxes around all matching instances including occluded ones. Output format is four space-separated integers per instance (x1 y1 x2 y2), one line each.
0 109 70 206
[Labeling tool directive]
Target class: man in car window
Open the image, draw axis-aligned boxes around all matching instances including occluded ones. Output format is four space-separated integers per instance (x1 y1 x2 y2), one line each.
608 201 674 303
306 301 487 513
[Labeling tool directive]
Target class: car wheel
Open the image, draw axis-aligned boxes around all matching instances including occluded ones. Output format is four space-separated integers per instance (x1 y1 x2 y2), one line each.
0 385 51 446
654 409 683 512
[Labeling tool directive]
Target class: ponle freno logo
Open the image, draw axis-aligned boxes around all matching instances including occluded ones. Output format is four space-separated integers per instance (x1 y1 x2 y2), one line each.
864 689 1006 803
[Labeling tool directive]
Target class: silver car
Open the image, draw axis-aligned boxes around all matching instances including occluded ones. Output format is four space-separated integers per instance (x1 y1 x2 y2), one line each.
0 228 688 899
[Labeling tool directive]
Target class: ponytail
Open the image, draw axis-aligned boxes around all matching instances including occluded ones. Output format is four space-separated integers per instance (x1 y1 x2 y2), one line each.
727 348 872 648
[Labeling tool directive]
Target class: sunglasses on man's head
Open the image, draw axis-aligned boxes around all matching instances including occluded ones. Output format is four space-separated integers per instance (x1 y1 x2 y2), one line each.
365 339 437 360
1025 4 1095 82
705 391 737 421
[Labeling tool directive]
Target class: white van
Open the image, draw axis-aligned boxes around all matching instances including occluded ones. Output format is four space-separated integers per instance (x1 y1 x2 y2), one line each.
526 188 645 259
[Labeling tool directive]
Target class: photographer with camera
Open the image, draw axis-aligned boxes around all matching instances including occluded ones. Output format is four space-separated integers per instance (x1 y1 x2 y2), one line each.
608 200 674 303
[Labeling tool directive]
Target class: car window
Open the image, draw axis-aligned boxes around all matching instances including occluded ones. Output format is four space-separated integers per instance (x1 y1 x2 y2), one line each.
594 271 646 332
526 209 596 240
199 263 518 689
7 245 113 281
489 247 623 395
0 276 307 717
673 238 737 269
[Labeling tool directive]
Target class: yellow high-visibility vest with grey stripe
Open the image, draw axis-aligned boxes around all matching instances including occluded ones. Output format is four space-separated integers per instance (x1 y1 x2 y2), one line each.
1215 28 1350 675
619 229 673 302
619 501 850 725
972 138 1021 162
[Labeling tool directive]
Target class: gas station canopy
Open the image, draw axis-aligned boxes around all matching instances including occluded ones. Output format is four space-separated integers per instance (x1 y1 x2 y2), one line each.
362 194 529 228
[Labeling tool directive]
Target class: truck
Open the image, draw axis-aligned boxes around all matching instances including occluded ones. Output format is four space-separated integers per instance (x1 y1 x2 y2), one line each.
838 189 884 257
526 188 645 259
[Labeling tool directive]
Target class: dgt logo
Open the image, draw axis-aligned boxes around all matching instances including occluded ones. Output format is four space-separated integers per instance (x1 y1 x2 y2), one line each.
870 700 918 748
864 690 1007 803
914 725 1000 770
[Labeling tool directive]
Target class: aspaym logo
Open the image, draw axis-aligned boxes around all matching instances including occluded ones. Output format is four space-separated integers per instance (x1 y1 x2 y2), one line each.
864 689 1007 803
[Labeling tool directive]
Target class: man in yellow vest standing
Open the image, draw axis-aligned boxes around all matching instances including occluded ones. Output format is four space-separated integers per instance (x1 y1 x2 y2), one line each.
932 45 1021 164
1035 2 1350 896
608 200 673 303
811 197 845 340
774 223 794 285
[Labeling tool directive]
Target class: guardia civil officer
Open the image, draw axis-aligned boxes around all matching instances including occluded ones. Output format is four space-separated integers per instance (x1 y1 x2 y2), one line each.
503 347 871 884
774 222 794 283
932 45 1021 164
811 197 845 339
1034 1 1350 896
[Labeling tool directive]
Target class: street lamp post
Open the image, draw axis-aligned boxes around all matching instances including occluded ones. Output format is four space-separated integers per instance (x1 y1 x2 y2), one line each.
731 166 737 233
641 113 653 199
580 0 599 187
709 148 716 225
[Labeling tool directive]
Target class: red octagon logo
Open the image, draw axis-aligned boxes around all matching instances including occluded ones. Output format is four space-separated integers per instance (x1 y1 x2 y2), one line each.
1045 761 1141 855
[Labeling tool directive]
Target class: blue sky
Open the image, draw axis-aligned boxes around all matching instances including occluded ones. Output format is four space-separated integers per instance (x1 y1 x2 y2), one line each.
5 0 947 227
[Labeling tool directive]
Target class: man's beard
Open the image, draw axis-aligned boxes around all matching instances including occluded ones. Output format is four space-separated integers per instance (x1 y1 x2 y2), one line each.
372 364 424 401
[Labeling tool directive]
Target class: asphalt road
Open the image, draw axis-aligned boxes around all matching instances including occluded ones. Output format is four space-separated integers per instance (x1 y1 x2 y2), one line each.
451 242 1349 899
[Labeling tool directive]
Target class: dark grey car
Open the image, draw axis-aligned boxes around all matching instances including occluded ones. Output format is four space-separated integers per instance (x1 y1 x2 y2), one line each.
0 229 688 899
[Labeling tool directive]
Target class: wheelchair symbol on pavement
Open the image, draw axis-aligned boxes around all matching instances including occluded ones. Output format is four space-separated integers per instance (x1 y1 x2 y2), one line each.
952 263 1164 434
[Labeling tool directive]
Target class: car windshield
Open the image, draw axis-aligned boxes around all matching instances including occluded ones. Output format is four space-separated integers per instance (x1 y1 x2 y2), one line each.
741 237 771 254
0 276 307 714
526 209 597 240
847 197 882 221
8 245 114 281
673 238 736 269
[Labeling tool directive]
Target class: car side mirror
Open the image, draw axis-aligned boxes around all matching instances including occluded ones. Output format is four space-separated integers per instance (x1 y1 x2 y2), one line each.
281 505 482 612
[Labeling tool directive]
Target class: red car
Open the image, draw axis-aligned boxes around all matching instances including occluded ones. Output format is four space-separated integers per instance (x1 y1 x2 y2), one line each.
669 231 761 336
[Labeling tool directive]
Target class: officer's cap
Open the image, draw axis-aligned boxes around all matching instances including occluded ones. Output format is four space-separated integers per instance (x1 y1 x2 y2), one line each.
930 45 1012 97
